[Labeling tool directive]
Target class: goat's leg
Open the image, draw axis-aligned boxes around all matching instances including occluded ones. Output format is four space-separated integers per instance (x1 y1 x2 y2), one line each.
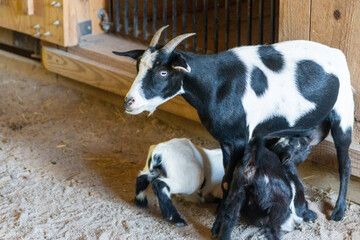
152 178 187 227
294 178 317 222
286 162 317 222
265 201 290 240
329 111 352 221
213 143 245 235
264 226 281 240
221 142 246 197
212 163 246 239
134 174 150 208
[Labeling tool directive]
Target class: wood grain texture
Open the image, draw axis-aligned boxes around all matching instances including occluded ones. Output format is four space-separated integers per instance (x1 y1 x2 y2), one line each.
309 137 360 178
22 0 34 15
299 160 360 204
89 0 105 35
42 45 200 122
0 27 14 46
278 0 311 41
310 0 360 122
0 0 98 46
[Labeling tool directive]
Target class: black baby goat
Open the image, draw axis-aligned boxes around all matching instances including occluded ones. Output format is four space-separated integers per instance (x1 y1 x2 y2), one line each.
217 134 318 240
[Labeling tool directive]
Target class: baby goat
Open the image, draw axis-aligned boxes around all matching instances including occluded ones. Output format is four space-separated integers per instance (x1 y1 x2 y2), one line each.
134 138 224 226
271 119 331 168
216 135 317 240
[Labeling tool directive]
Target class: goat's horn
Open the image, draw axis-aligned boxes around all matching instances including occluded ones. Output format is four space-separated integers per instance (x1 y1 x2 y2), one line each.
162 33 196 53
149 25 169 47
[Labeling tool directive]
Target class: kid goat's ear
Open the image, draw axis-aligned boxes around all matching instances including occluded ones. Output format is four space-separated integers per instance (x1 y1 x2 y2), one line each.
112 49 145 60
171 55 191 73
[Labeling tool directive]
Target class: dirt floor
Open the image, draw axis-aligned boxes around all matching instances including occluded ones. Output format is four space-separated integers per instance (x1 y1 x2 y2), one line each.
0 66 360 240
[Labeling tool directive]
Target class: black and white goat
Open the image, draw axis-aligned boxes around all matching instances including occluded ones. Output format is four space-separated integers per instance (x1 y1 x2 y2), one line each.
134 138 224 226
113 26 354 231
218 135 317 240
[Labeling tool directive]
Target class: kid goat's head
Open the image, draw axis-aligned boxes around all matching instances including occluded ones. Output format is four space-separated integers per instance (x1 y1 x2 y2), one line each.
113 26 195 114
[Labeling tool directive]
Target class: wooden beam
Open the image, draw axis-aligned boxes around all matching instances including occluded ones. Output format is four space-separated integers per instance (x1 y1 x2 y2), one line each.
0 27 14 46
278 0 311 41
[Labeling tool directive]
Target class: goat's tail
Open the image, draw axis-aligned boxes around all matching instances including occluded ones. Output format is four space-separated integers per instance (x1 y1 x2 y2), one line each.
243 136 267 168
264 128 315 139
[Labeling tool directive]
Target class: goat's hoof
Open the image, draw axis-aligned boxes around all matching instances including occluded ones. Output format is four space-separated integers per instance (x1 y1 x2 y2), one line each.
303 209 317 222
134 197 148 208
211 222 220 238
330 206 345 221
173 217 187 227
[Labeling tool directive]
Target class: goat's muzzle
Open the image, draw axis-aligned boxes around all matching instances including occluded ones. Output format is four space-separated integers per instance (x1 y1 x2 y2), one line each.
124 96 135 112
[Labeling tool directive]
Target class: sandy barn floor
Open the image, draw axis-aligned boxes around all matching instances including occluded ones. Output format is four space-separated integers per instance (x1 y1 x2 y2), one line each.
0 59 360 239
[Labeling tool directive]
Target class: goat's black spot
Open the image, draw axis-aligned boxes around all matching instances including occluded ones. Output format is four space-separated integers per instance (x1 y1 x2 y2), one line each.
252 116 290 136
294 60 339 128
216 79 233 102
150 153 167 177
258 45 284 72
251 67 268 96
151 154 162 166
216 54 247 103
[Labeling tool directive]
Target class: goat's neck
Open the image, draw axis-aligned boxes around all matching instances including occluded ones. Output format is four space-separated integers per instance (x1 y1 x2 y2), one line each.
179 52 218 112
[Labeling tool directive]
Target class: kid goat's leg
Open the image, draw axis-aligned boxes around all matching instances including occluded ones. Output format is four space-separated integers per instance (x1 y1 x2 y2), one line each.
152 178 187 226
212 162 246 239
134 174 150 208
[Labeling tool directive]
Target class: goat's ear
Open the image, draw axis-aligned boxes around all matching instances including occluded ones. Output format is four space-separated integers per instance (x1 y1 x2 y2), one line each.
171 55 191 73
112 49 145 60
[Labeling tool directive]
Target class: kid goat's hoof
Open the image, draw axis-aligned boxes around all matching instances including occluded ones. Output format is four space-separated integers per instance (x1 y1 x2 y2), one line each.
134 197 148 208
303 209 317 222
173 216 187 227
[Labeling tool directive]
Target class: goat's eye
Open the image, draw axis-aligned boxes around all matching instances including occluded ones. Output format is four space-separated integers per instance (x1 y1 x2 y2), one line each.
159 70 168 77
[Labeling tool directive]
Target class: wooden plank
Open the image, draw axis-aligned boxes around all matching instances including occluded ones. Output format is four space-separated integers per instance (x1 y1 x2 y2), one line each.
22 0 34 15
0 27 14 46
299 160 360 204
42 45 200 122
310 0 360 126
278 0 311 41
309 137 360 178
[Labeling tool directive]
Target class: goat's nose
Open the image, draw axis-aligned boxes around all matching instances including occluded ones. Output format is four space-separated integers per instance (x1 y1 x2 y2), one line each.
124 96 135 109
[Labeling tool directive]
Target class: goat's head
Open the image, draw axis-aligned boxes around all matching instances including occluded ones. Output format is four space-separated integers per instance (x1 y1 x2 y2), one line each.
113 26 195 114
272 123 329 166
